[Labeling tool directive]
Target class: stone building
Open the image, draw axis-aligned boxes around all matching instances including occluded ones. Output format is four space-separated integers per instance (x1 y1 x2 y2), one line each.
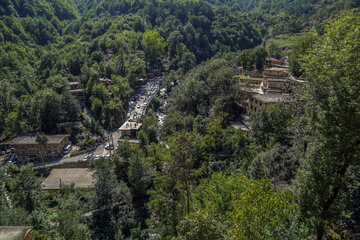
247 94 288 115
11 134 70 163
119 121 142 138
262 78 289 94
263 67 289 78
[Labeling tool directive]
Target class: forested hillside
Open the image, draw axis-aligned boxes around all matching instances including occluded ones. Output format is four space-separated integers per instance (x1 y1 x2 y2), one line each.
1 0 360 239
0 0 263 139
207 0 360 35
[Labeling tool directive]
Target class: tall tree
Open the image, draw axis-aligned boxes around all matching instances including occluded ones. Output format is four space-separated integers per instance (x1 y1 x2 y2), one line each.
296 11 360 239
142 30 166 68
35 132 49 164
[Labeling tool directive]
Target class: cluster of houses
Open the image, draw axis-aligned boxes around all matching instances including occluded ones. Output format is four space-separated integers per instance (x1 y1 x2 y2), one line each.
239 57 304 114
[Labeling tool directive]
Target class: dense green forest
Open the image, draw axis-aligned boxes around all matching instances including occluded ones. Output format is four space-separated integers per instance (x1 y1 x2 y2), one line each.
1 0 360 239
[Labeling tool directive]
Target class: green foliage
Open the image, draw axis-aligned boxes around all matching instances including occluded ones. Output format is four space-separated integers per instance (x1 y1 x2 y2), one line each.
228 178 299 240
91 157 135 239
250 104 292 147
254 46 268 72
295 11 360 239
188 173 307 240
54 185 92 240
142 30 166 67
8 164 43 213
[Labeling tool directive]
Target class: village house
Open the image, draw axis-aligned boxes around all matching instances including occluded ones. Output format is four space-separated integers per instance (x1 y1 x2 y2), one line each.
119 121 142 138
11 134 70 163
265 57 285 68
262 78 289 94
248 70 264 78
248 94 288 115
239 76 263 86
42 168 95 193
99 77 113 86
263 67 289 78
69 82 86 106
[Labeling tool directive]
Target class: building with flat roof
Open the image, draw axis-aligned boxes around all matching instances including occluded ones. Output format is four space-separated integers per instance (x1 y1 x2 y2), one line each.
262 78 289 94
265 57 286 67
248 70 264 78
248 94 289 114
11 134 70 163
239 76 263 86
99 77 113 85
0 226 32 240
263 67 289 78
119 121 142 138
42 168 95 192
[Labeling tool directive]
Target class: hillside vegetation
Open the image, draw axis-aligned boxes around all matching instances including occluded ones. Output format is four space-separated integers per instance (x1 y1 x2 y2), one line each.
0 1 360 240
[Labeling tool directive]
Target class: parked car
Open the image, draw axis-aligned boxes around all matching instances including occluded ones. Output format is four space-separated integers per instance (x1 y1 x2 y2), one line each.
1 151 5 156
5 149 10 154
63 144 72 154
105 144 114 150
7 160 16 165
83 152 94 161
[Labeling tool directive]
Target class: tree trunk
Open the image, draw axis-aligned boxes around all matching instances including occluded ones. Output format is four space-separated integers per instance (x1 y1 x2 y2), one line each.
186 181 190 215
316 222 324 240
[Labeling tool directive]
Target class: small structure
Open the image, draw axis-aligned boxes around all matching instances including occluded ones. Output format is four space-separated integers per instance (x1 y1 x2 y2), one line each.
248 94 288 115
237 66 243 75
248 70 263 78
69 82 86 106
265 57 285 66
262 78 289 94
0 226 32 240
69 82 82 90
99 77 113 86
119 121 142 138
239 76 263 86
263 67 289 78
42 168 95 192
56 121 84 134
11 134 70 163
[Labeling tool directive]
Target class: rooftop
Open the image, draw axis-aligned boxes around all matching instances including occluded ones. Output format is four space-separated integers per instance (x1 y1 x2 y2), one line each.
266 57 282 62
69 82 80 85
250 94 289 103
69 89 85 93
267 78 288 82
266 87 283 93
42 168 95 190
12 134 70 145
119 121 142 131
265 67 289 72
0 226 32 240
99 77 112 82
239 87 263 94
